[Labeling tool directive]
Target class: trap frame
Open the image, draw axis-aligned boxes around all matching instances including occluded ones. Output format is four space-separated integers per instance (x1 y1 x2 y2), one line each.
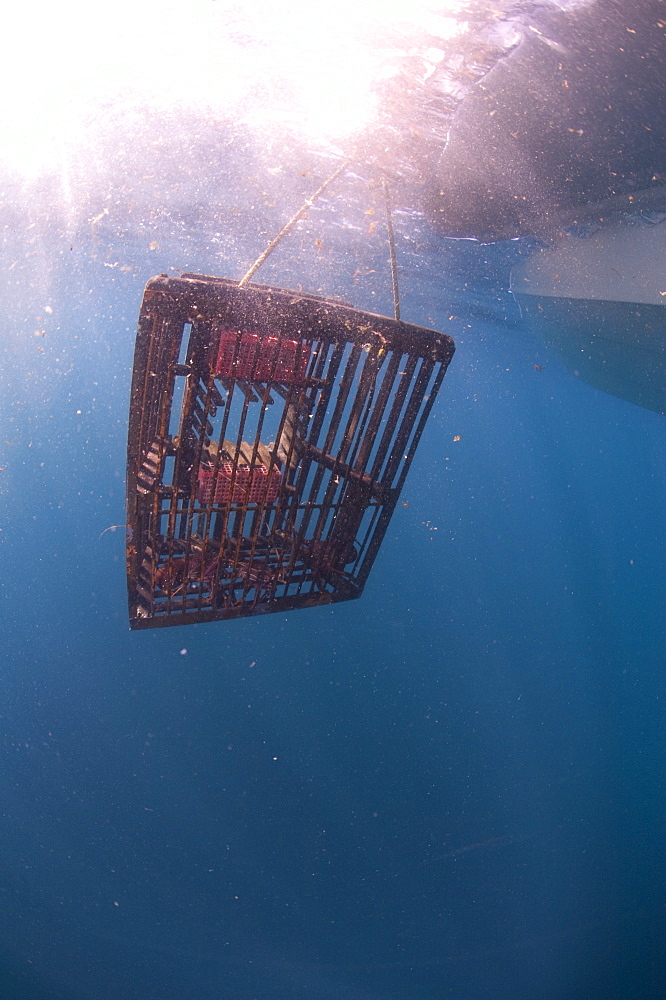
126 273 454 629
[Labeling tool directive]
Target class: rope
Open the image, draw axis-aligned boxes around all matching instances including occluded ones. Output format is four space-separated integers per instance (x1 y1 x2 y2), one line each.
382 173 401 321
238 159 351 287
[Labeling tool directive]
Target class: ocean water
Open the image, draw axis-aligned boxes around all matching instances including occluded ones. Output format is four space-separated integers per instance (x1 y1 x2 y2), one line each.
1 133 665 1000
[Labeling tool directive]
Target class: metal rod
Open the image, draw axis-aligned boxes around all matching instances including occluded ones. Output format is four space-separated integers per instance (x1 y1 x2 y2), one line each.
382 174 401 321
238 159 351 287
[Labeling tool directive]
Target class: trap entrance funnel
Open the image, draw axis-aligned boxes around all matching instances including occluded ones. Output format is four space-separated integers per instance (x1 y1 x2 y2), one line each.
126 274 454 629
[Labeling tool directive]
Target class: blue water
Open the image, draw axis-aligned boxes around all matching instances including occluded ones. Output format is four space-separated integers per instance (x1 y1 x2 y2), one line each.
0 155 664 1000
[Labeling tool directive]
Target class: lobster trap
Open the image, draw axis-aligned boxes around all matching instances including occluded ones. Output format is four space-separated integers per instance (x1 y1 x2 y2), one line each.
126 273 454 629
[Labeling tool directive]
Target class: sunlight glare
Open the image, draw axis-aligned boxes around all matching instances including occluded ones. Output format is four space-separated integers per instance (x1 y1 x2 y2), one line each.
0 0 462 177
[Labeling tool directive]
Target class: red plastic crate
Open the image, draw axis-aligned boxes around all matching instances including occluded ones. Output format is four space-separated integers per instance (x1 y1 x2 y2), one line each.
197 461 281 505
214 329 309 382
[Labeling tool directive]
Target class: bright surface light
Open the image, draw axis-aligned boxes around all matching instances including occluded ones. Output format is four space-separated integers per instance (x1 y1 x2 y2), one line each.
0 0 462 177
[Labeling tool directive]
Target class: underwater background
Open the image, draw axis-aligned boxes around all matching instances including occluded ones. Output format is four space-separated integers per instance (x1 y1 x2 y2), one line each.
1 3 665 998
